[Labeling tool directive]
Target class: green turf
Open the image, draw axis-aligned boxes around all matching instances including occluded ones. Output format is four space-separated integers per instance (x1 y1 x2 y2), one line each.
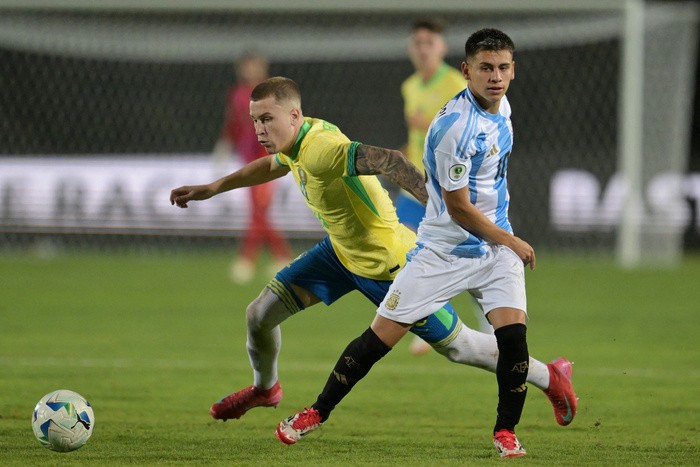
1 249 699 465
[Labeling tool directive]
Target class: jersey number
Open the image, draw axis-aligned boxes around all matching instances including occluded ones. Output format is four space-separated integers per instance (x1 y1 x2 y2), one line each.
495 152 510 181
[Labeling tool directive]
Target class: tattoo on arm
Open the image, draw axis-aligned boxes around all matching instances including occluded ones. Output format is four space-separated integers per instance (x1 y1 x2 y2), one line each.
355 144 428 206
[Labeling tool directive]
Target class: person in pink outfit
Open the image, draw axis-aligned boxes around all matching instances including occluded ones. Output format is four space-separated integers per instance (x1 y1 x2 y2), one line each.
213 53 292 283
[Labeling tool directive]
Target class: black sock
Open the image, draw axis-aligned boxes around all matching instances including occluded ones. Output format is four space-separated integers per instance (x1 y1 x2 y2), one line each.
493 323 529 433
312 327 391 421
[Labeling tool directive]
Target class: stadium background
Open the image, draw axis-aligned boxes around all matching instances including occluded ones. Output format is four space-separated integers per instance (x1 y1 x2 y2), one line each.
1 3 700 464
0 1 698 256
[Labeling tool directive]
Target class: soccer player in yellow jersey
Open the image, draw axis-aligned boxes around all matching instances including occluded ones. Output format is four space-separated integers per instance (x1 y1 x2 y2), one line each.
398 19 467 231
170 77 574 426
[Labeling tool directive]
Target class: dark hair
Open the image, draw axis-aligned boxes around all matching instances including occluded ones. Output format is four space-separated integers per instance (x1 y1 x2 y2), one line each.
251 76 302 106
464 28 515 60
411 18 445 35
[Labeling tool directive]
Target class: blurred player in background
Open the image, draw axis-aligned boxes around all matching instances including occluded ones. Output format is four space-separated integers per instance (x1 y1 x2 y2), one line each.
170 77 574 434
276 30 577 458
213 53 292 284
400 19 491 355
399 18 466 231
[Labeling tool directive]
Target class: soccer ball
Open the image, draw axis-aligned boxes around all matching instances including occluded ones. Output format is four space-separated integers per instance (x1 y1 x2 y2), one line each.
32 389 94 452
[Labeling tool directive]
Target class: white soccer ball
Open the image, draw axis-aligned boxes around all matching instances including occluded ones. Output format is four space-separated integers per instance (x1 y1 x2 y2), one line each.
32 389 94 452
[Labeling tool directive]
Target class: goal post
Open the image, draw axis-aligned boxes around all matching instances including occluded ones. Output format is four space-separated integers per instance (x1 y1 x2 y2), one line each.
618 0 647 268
617 0 699 267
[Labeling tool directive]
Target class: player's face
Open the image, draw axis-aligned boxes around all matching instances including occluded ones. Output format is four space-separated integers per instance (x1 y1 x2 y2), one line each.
408 28 447 74
238 57 268 86
250 96 301 155
462 50 515 114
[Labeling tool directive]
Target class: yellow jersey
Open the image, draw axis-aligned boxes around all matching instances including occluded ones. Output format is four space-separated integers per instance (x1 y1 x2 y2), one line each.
401 63 466 172
275 118 416 281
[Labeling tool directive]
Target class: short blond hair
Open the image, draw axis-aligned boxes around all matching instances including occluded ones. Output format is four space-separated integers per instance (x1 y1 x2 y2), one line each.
251 76 302 108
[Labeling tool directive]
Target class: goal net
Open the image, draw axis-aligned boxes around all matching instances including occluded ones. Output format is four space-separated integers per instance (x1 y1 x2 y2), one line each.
0 0 697 265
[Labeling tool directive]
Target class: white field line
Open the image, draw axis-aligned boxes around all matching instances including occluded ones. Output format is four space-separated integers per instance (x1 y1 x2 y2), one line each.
1 356 698 379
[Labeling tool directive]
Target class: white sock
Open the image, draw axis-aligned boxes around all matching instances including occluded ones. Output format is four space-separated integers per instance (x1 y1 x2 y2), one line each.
248 326 281 389
246 288 292 389
437 325 550 390
528 358 550 390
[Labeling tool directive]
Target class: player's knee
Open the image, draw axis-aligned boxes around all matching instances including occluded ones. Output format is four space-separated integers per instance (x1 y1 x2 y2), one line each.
246 295 276 333
245 299 267 332
436 326 498 369
437 341 487 368
246 288 291 333
434 344 462 364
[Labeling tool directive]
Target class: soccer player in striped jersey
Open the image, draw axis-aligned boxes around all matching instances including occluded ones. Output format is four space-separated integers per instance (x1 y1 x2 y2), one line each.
400 18 493 356
275 30 577 458
169 76 575 441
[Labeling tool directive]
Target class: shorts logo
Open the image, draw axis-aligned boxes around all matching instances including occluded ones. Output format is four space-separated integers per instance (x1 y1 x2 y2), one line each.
449 164 467 181
385 291 401 310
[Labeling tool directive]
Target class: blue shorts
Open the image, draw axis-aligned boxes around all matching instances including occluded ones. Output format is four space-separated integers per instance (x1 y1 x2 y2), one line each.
267 236 461 347
395 193 426 231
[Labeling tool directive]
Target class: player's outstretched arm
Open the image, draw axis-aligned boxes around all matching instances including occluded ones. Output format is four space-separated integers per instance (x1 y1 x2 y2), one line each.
170 184 216 208
170 155 289 208
354 144 428 206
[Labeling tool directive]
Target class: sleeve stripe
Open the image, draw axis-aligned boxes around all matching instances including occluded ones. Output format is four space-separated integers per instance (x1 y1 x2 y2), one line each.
346 141 361 177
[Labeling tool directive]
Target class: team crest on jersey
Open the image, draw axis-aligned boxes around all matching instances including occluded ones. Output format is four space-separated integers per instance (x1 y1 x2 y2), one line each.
385 291 401 310
449 164 467 181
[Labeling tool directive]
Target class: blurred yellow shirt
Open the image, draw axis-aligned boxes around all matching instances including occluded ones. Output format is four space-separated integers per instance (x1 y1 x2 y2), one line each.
402 63 466 172
275 118 416 280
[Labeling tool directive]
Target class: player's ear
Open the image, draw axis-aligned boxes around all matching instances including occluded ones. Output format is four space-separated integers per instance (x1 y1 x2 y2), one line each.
461 61 470 81
511 60 515 80
289 107 301 124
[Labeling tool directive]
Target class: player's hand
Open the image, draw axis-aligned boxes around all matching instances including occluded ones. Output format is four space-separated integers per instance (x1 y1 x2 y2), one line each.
509 236 536 271
169 185 213 208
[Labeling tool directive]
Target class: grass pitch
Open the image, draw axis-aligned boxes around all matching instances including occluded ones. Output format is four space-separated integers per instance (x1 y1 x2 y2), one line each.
1 248 699 465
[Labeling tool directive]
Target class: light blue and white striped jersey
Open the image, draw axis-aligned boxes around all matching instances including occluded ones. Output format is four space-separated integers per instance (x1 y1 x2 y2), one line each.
416 87 514 258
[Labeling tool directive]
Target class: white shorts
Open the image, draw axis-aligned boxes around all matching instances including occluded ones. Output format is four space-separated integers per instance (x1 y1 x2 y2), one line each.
377 244 527 324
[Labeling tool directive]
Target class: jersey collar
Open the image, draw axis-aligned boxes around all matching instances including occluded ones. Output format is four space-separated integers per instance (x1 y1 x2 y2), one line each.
286 120 312 160
465 87 503 120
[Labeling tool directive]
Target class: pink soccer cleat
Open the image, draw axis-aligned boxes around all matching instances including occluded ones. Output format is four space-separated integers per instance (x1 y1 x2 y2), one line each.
543 357 578 426
493 429 526 458
275 407 323 445
210 381 282 421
